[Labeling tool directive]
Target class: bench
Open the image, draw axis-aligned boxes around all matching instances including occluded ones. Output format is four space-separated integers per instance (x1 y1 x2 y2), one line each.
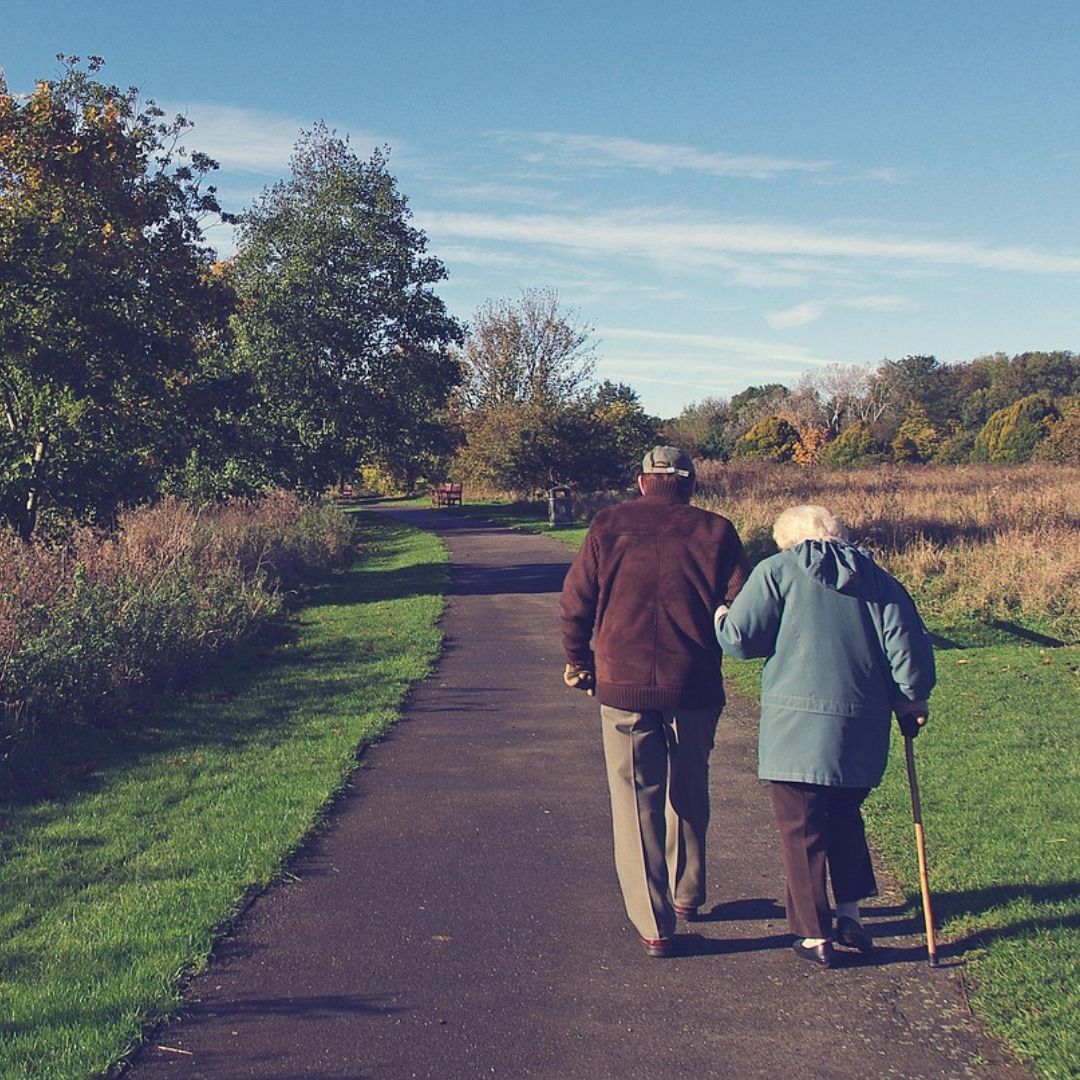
430 481 462 508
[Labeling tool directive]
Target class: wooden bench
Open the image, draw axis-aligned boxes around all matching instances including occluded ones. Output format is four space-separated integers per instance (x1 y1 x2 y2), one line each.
430 481 462 508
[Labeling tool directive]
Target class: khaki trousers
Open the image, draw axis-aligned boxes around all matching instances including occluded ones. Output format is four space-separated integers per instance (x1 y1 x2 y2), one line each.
599 705 720 940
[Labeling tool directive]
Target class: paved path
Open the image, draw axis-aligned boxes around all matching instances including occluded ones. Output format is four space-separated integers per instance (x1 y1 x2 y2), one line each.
129 507 1028 1080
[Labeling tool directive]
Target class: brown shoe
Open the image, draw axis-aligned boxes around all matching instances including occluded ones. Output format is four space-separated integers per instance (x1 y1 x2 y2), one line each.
673 903 699 921
640 936 677 958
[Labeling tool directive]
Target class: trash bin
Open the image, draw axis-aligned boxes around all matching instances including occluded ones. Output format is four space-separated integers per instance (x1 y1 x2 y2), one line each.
547 485 573 527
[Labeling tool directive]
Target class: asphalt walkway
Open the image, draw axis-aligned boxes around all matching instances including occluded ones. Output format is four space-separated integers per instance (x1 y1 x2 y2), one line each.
128 506 1029 1080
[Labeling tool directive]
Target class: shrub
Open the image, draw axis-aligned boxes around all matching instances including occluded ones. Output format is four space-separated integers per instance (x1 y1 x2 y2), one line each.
973 394 1058 463
733 416 799 461
931 428 976 464
791 425 830 465
1033 398 1080 464
819 422 886 467
0 492 355 771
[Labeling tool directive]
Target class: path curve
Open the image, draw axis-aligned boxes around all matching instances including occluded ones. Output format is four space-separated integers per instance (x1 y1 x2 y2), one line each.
128 506 1028 1080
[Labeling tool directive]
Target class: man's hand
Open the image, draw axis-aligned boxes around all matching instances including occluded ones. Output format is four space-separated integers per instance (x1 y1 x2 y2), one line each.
563 663 595 696
895 699 929 739
713 604 729 635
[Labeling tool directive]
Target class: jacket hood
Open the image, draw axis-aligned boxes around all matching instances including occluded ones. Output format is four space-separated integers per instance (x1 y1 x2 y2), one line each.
791 539 877 595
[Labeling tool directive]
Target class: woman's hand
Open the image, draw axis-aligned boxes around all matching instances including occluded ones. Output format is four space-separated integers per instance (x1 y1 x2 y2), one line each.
895 699 929 738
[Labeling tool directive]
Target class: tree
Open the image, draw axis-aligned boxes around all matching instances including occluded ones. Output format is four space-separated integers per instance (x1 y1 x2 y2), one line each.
973 394 1058 463
956 351 1078 432
457 288 596 411
454 290 622 493
586 381 662 482
797 364 872 435
1033 396 1080 464
229 125 463 495
875 355 962 431
890 403 940 463
457 400 595 493
0 56 233 536
663 396 731 459
727 383 790 439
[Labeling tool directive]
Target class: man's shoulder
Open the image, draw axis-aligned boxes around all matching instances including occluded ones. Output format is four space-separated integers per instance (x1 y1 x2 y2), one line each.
681 503 740 539
589 498 639 528
591 499 738 538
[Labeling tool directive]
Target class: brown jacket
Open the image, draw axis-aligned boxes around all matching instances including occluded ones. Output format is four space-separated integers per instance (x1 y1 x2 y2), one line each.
560 489 749 711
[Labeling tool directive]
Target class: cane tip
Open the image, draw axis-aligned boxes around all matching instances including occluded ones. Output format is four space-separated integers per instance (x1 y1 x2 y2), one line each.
928 955 940 968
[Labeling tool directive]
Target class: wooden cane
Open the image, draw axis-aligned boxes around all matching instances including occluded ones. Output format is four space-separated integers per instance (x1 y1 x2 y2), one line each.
904 732 939 967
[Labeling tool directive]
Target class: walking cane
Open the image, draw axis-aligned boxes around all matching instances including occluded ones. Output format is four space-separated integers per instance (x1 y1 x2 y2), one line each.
904 727 939 967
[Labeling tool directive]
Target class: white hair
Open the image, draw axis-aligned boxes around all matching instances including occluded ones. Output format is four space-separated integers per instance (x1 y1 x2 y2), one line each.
772 504 849 550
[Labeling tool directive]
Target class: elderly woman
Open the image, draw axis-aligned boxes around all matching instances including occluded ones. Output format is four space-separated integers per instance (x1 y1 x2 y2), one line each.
714 505 935 968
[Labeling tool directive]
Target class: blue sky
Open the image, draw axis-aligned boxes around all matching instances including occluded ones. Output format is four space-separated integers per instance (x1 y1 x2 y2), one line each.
5 1 1079 418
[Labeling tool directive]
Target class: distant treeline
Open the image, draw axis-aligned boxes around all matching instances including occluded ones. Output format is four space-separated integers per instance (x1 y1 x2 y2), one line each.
662 351 1079 467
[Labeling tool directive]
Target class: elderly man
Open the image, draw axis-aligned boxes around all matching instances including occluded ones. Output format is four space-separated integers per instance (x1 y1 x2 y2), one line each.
560 446 749 956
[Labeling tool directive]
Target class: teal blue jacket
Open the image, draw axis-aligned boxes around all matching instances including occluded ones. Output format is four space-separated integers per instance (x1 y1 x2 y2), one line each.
715 540 936 787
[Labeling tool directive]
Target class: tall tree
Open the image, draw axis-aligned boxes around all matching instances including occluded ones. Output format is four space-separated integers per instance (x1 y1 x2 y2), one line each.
663 396 731 459
457 288 596 412
453 292 656 492
586 380 661 481
875 354 960 431
0 56 232 536
229 125 463 494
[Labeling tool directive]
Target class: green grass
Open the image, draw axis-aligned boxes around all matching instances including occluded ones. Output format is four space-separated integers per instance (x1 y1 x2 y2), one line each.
461 497 1080 1079
865 641 1080 1080
0 511 447 1080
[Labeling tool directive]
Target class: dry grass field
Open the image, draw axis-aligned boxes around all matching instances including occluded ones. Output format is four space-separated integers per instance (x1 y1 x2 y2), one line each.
693 462 1080 642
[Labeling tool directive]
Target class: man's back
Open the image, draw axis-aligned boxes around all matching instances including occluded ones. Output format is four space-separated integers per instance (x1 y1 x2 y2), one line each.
561 490 748 711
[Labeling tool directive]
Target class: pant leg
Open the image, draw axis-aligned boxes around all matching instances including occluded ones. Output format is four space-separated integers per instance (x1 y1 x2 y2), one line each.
769 781 832 939
599 706 674 940
665 707 720 910
824 786 878 904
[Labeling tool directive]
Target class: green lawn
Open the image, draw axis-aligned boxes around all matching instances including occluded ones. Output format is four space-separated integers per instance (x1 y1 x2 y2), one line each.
0 511 447 1080
865 642 1079 1079
455 498 1080 1080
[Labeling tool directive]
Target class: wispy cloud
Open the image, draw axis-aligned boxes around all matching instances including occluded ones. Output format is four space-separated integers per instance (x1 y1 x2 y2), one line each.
598 326 836 368
166 102 395 175
498 131 833 180
765 294 910 329
416 208 1080 276
592 328 840 403
165 103 302 173
436 181 563 206
814 166 910 186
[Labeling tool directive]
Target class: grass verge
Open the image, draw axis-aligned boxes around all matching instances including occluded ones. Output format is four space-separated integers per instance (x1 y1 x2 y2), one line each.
695 612 1080 1080
458 497 1080 1080
0 510 447 1080
864 642 1079 1080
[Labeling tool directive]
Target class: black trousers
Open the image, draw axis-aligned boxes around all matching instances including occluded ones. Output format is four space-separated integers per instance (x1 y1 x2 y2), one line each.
769 781 878 939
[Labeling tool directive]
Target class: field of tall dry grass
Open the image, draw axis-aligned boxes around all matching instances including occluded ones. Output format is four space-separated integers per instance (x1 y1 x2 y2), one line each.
0 492 355 772
692 462 1080 640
